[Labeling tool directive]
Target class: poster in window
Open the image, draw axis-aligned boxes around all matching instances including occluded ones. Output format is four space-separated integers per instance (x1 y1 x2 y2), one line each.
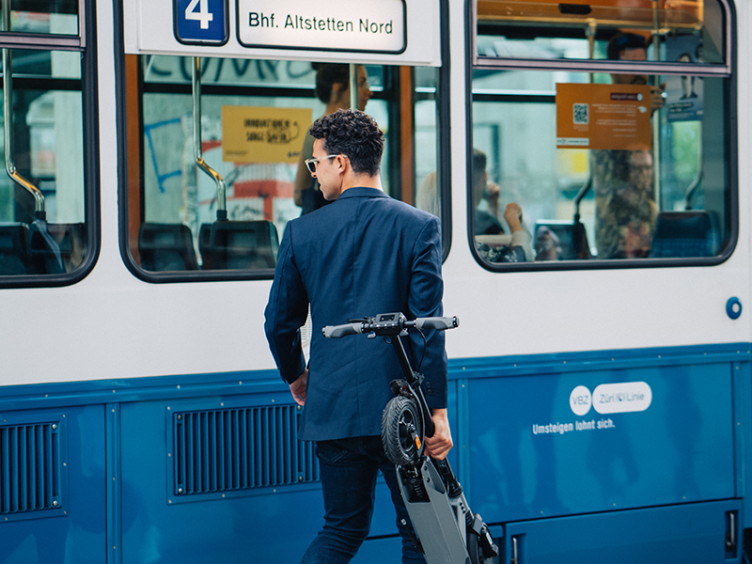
222 106 313 163
664 35 703 122
556 83 652 151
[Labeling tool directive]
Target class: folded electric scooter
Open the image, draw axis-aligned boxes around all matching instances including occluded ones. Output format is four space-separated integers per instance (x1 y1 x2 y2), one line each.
323 312 499 564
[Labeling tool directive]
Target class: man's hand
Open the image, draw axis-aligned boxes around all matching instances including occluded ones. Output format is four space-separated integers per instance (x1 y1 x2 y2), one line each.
650 83 666 113
289 368 308 406
424 408 453 460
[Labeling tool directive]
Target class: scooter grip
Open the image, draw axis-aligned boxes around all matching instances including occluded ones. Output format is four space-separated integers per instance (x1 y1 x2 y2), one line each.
322 322 363 339
424 414 435 438
414 316 459 331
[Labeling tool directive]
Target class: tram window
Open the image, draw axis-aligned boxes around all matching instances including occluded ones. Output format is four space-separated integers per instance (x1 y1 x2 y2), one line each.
476 0 726 64
125 56 444 278
0 2 92 283
471 0 733 267
5 3 80 35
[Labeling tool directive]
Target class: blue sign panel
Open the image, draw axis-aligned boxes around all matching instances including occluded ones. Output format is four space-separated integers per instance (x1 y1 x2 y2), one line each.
174 0 229 45
467 362 735 523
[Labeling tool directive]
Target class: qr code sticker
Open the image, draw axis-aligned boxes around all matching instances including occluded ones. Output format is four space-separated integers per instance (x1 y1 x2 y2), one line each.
573 103 589 125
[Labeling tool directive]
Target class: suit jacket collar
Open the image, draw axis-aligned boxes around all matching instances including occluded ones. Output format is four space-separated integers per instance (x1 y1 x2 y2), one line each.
337 187 389 201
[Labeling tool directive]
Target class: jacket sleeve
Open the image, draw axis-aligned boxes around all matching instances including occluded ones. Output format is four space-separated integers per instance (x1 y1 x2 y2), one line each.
264 224 309 384
407 216 448 409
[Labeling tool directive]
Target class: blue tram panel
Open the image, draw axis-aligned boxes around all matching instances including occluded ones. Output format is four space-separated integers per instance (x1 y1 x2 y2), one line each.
467 362 735 523
173 0 229 45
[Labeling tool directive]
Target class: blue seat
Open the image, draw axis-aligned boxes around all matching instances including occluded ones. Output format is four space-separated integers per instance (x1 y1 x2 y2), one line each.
199 220 279 270
648 211 718 258
139 223 199 271
47 222 86 272
0 222 30 274
29 221 87 274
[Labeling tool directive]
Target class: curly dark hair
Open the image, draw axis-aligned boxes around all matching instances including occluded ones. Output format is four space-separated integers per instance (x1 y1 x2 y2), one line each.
308 109 384 177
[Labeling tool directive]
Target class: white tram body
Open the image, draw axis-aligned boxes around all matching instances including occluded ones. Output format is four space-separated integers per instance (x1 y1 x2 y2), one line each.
1 0 750 562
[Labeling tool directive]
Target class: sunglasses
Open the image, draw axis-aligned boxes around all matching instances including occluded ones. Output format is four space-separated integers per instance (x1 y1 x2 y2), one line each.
305 154 339 173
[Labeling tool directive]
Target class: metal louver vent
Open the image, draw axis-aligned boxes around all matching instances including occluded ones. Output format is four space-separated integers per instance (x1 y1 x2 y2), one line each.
173 405 318 496
0 422 63 515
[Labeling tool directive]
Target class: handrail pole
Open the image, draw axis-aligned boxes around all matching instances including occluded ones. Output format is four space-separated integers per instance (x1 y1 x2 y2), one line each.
349 63 358 110
192 57 227 221
651 1 661 209
574 177 592 222
3 0 45 219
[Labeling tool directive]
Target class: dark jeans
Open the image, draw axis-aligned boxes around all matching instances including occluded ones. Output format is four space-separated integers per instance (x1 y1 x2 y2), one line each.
301 436 426 564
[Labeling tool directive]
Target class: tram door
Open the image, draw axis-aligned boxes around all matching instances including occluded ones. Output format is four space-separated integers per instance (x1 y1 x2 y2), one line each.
117 3 447 562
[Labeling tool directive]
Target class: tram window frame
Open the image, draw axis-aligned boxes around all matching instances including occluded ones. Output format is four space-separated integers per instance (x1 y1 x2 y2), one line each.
466 0 737 271
117 53 451 283
0 1 99 289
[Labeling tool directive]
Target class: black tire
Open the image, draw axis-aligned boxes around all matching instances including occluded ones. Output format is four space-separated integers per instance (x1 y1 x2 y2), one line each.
467 521 497 564
381 395 423 467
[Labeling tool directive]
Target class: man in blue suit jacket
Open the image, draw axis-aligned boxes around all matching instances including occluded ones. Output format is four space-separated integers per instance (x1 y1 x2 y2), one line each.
264 109 451 563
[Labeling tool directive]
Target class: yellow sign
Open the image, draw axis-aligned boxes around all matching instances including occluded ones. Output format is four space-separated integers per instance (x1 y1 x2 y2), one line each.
222 106 312 163
556 83 652 151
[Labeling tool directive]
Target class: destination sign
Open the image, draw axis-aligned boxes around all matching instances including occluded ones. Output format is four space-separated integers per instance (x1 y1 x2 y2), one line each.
124 0 439 67
174 0 229 45
236 0 406 53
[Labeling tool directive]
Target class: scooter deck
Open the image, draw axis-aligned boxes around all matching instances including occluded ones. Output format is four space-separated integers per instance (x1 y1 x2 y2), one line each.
397 458 474 564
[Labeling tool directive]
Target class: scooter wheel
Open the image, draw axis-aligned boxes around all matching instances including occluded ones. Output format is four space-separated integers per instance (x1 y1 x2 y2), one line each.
467 519 498 564
381 395 423 467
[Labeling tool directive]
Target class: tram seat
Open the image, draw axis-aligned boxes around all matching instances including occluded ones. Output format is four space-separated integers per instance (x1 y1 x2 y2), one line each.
0 222 30 274
648 211 718 258
533 220 592 261
199 220 279 270
139 223 199 271
30 222 86 274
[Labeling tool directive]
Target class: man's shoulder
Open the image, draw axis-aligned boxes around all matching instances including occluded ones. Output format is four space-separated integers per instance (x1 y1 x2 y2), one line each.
377 194 440 223
371 197 441 239
294 190 439 226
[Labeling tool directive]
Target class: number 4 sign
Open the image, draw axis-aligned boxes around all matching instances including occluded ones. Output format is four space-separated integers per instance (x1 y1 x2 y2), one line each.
174 0 228 45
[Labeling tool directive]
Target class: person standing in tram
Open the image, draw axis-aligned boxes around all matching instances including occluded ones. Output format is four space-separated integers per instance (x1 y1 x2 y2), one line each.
591 32 665 259
293 64 373 215
266 109 452 563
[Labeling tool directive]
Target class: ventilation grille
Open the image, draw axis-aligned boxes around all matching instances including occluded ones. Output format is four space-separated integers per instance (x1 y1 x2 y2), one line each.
173 406 318 496
0 422 62 514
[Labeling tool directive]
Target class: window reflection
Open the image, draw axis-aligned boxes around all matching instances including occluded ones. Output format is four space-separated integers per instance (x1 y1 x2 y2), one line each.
132 57 441 274
0 47 86 277
477 0 725 64
472 67 727 263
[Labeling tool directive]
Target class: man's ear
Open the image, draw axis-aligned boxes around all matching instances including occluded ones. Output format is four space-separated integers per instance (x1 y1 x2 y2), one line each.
336 155 347 176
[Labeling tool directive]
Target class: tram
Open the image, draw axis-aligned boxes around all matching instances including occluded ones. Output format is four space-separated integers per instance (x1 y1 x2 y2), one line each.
0 0 749 562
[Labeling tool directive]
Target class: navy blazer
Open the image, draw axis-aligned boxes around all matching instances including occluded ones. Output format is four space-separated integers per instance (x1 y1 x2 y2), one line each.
264 187 447 441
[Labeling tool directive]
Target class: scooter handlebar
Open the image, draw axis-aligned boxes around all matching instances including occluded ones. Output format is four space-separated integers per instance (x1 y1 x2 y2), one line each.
322 322 364 339
412 316 459 331
323 315 459 339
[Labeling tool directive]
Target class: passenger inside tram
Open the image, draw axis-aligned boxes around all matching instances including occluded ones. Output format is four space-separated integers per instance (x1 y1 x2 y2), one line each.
293 63 373 215
472 148 533 262
533 226 563 261
416 171 440 218
591 32 665 259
